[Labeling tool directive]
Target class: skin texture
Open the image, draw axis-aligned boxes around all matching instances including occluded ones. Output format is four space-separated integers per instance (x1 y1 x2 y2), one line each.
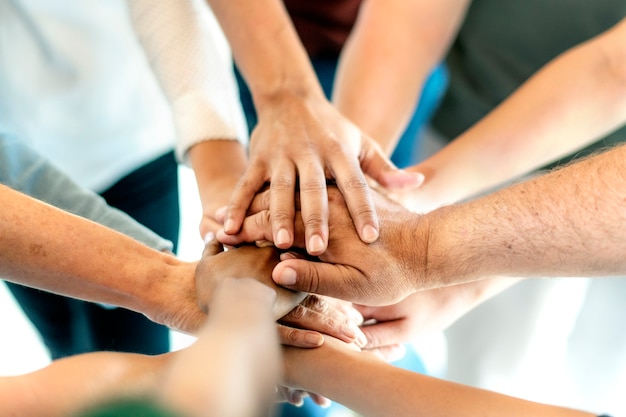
216 17 626 353
399 16 626 213
187 140 248 237
0 184 363 347
204 0 423 256
218 143 626 306
0 279 280 417
195 239 367 347
333 0 470 153
282 337 596 417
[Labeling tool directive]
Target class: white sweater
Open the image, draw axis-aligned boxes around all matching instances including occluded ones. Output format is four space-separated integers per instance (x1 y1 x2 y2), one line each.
0 0 247 192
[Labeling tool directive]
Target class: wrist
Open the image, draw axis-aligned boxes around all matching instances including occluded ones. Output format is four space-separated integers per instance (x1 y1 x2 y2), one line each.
139 255 202 332
421 204 485 288
252 80 325 117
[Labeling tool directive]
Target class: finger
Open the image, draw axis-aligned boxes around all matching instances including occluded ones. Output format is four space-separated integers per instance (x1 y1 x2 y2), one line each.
276 386 306 407
365 343 407 363
217 211 307 248
202 237 224 256
273 260 371 304
225 164 268 235
296 160 329 255
330 156 380 244
322 297 364 325
248 188 271 214
359 136 424 190
359 320 408 350
213 206 228 224
277 323 324 348
269 163 297 249
308 393 332 408
280 295 367 346
216 211 274 246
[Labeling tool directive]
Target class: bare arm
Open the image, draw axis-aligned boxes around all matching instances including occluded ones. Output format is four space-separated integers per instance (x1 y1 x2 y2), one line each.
334 0 470 153
205 0 421 256
283 337 595 417
0 184 203 333
407 16 626 212
424 143 626 285
219 144 626 305
0 279 278 417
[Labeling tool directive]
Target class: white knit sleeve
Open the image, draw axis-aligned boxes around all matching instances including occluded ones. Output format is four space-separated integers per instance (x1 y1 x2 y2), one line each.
127 0 248 164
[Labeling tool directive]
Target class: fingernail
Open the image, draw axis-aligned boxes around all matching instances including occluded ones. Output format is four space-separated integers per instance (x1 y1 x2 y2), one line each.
319 398 332 408
305 332 324 346
342 323 356 339
307 234 325 254
361 224 379 243
203 231 215 244
224 219 236 233
355 330 368 349
276 228 290 247
278 267 297 285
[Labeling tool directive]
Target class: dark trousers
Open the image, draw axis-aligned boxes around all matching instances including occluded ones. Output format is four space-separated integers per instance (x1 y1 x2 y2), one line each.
6 151 180 358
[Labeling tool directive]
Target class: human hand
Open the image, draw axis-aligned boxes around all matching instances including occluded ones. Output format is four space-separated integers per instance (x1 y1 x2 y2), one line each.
218 187 427 306
356 277 523 361
222 93 423 256
161 278 280 417
195 239 366 347
187 140 248 240
198 177 241 240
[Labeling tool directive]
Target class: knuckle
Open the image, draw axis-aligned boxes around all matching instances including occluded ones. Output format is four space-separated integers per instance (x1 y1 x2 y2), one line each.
271 176 295 191
283 327 301 345
288 304 308 321
303 213 324 230
303 294 328 314
342 174 369 192
299 177 326 194
271 209 293 224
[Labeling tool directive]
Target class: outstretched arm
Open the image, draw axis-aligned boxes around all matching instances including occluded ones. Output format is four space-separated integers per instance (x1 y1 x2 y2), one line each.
334 0 469 153
283 337 596 417
0 279 279 417
405 16 626 212
219 144 626 305
0 183 203 333
204 0 421 256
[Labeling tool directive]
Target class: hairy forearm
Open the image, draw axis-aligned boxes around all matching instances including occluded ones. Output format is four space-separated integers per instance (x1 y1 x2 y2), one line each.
0 185 198 325
205 0 322 104
334 0 469 152
424 144 626 285
412 17 626 208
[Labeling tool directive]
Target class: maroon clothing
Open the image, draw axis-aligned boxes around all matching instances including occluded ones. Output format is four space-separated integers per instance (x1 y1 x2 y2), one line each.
283 0 361 57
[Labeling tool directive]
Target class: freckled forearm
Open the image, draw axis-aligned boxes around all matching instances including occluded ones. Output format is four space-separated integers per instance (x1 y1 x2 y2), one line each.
0 184 192 313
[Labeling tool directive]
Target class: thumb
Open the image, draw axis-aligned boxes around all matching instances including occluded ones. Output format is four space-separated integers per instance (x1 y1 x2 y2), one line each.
359 136 424 189
272 260 366 303
202 237 224 257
